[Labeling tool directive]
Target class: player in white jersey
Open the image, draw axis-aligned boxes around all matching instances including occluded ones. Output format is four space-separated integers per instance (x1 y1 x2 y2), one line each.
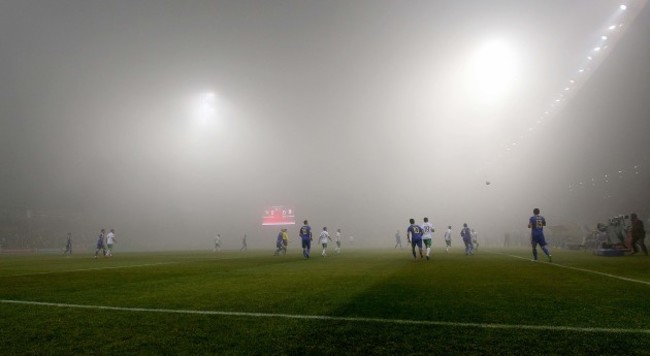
421 217 434 260
471 229 479 250
334 228 342 253
106 229 116 257
319 227 332 256
443 226 452 253
214 234 221 252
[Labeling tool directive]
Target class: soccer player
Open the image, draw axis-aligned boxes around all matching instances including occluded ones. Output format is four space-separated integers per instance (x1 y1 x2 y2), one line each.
94 228 106 258
334 228 342 253
629 213 647 256
471 229 479 250
461 223 473 255
214 234 221 252
422 217 434 260
528 208 552 262
63 232 72 256
281 228 289 255
319 227 332 256
394 230 402 249
407 218 424 260
240 234 248 251
274 229 284 256
443 226 452 253
106 229 116 257
299 220 312 259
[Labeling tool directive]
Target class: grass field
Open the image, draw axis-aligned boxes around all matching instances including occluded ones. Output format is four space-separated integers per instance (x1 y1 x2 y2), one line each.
1 247 649 355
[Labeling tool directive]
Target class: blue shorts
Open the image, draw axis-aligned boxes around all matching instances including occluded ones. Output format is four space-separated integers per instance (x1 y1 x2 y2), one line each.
531 234 547 247
411 238 423 249
301 239 311 249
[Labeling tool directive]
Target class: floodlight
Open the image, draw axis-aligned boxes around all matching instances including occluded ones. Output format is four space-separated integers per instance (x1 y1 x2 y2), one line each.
620 4 627 10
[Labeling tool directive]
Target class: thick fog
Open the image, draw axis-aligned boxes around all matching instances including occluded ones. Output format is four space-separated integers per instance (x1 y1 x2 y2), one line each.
1 0 649 250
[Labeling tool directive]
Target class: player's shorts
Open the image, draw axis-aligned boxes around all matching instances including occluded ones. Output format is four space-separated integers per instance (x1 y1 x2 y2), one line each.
336 241 341 247
411 238 423 249
531 234 547 247
423 238 432 248
301 239 311 249
107 243 114 251
322 243 328 248
445 239 451 246
96 242 104 249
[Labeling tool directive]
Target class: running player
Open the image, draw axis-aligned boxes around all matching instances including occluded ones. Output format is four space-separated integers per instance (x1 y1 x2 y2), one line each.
106 229 116 257
422 217 434 260
334 228 342 253
443 226 452 253
319 227 332 256
407 218 424 260
471 229 479 250
461 223 473 256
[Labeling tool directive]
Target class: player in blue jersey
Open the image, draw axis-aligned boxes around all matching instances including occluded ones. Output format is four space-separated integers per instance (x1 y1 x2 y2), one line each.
529 208 552 262
407 218 424 260
63 232 72 256
94 228 106 258
273 229 284 256
461 223 473 255
299 220 313 259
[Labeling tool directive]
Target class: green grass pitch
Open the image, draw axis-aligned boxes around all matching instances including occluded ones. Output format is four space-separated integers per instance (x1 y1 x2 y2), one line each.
1 247 649 355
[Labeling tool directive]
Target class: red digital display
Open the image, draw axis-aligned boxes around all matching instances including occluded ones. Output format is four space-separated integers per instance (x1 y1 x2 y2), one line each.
262 206 296 226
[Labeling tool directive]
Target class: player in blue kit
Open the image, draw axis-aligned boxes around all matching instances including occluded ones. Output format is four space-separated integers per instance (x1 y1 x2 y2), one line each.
299 220 312 259
407 218 424 260
529 208 552 262
461 223 473 255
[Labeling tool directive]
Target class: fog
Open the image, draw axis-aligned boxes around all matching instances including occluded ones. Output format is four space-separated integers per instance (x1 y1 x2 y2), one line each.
1 0 649 250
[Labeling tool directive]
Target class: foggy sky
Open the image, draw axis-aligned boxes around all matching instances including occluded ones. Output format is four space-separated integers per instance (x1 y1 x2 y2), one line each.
1 0 649 249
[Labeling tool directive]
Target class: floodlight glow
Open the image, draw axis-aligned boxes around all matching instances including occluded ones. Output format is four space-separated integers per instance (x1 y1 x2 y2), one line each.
587 56 593 60
608 25 617 30
192 91 218 126
594 47 601 51
620 4 627 10
465 39 520 104
601 35 608 40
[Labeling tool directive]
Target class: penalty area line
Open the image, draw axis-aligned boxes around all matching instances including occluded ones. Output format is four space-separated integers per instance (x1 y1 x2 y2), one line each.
1 299 649 335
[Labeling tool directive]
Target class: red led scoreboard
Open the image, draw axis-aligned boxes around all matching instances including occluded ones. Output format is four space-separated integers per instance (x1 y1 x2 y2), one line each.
262 206 296 226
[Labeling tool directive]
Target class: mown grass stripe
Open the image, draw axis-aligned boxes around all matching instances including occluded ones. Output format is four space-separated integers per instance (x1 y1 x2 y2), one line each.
3 255 245 277
2 299 649 335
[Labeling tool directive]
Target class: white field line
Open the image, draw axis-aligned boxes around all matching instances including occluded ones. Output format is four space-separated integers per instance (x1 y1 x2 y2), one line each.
2 256 245 277
1 299 649 335
492 251 650 286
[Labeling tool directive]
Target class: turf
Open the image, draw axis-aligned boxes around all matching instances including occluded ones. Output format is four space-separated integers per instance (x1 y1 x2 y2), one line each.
1 247 649 355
